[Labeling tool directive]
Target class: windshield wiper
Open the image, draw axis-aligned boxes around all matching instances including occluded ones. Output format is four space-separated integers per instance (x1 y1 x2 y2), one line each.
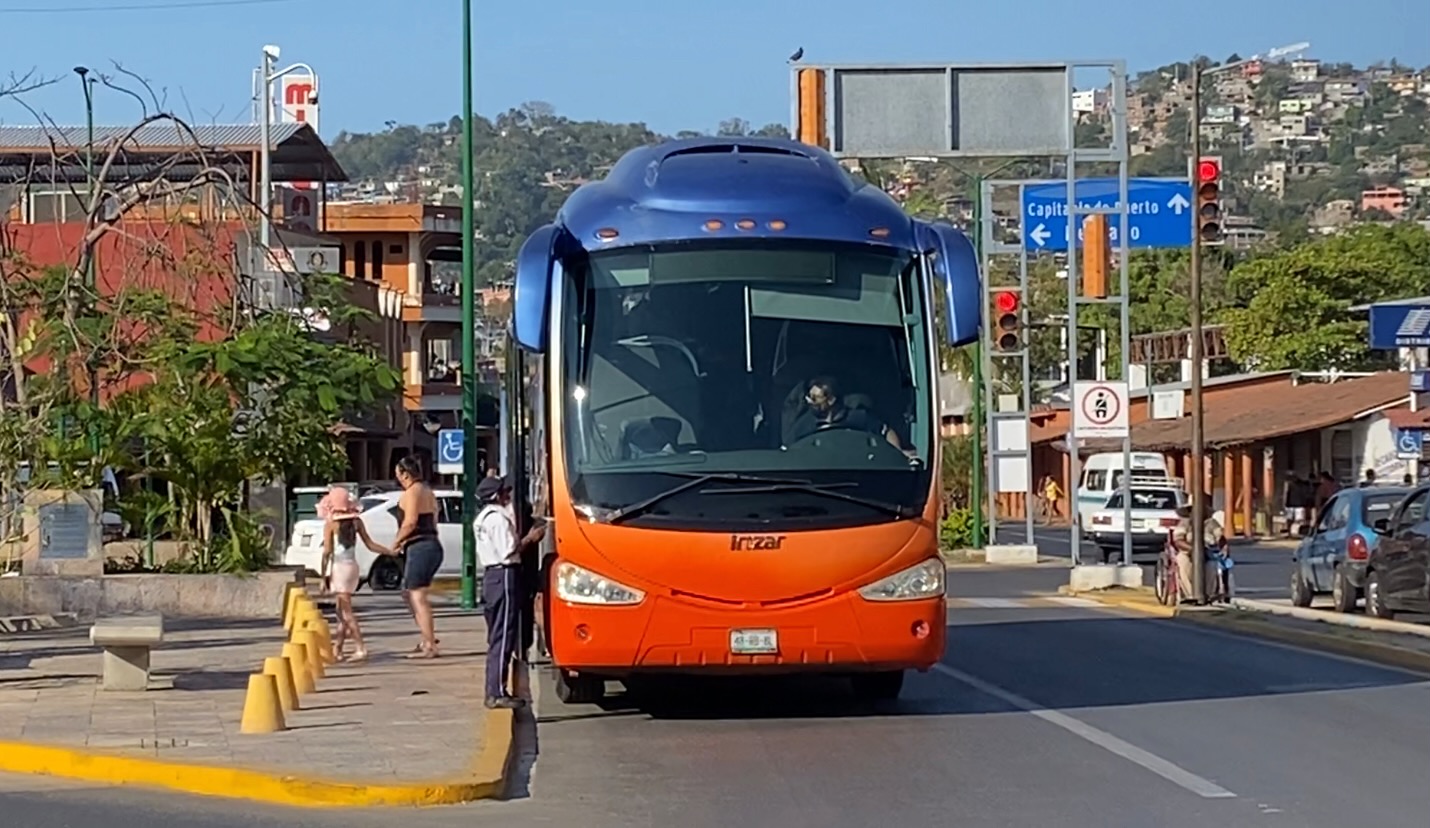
605 472 802 525
700 481 918 519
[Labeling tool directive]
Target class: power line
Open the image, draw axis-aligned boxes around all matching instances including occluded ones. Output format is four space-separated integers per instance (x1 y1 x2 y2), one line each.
0 0 293 13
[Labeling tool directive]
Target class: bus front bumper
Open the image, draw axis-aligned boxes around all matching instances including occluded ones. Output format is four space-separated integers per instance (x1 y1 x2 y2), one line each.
548 591 947 676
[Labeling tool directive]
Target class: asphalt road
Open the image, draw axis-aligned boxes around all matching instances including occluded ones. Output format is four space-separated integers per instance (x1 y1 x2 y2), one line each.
6 568 1426 827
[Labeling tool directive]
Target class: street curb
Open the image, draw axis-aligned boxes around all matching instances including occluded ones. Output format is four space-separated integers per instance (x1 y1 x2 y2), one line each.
0 687 519 808
1175 610 1430 676
1057 587 1176 618
1069 589 1430 676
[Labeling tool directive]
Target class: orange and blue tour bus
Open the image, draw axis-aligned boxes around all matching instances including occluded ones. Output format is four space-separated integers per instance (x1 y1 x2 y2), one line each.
505 137 980 703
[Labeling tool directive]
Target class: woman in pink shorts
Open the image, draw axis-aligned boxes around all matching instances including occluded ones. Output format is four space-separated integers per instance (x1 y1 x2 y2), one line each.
318 486 389 662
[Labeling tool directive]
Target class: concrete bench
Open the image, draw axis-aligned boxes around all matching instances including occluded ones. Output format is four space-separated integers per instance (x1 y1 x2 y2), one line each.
90 614 165 691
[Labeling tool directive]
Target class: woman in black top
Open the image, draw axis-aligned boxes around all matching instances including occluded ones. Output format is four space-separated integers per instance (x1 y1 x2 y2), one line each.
392 455 444 658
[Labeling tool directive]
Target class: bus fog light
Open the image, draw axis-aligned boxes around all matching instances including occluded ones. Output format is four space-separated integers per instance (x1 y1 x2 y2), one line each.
911 620 930 639
555 562 645 606
574 624 591 641
858 559 945 602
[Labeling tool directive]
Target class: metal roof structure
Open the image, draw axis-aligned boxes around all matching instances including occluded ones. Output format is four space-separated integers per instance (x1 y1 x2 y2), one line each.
0 122 346 184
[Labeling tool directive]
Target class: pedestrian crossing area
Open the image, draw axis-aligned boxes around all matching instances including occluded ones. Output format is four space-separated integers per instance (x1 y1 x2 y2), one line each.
947 596 1107 610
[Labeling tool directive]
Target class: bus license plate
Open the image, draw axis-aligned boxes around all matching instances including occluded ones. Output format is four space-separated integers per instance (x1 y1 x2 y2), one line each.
730 629 778 654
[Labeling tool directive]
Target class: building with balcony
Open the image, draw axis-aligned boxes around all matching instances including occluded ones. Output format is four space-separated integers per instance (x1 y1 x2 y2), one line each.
319 202 501 476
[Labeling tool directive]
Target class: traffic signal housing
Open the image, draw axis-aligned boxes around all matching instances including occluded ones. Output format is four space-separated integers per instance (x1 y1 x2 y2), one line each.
1082 214 1110 299
1195 156 1223 245
991 289 1022 351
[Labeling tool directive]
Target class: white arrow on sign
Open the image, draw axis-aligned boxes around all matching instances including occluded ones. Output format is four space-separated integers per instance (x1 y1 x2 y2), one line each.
1029 224 1051 247
1168 193 1190 214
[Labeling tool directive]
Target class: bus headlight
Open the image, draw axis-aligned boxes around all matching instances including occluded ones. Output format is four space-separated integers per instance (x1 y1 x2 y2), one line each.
554 561 645 606
858 559 946 602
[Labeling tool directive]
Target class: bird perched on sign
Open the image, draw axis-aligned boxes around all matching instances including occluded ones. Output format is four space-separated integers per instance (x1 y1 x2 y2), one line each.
789 47 804 62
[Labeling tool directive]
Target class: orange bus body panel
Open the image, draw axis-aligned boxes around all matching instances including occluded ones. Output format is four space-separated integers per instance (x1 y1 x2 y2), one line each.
544 438 947 676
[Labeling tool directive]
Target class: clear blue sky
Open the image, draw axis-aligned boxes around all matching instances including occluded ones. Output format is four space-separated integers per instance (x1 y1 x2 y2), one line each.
1 0 1426 138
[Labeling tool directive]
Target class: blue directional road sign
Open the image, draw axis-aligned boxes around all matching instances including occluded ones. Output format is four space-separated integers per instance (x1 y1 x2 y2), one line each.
436 428 464 475
1021 177 1192 253
1368 303 1430 350
1396 428 1422 459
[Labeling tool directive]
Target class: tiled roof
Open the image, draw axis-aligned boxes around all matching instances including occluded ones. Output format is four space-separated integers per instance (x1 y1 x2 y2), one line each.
1094 372 1410 452
0 122 308 151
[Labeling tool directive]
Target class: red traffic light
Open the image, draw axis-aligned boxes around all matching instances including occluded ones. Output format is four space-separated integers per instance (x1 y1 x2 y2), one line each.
1197 159 1220 183
994 290 1019 314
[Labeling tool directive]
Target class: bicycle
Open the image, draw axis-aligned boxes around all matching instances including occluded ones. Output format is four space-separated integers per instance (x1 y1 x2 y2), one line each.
1156 534 1234 606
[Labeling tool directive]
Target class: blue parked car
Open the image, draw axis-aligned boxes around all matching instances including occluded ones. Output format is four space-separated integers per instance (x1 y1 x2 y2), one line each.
1290 485 1409 612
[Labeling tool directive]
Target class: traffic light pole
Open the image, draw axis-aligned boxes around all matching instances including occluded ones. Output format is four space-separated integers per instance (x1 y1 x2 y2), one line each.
969 177 985 549
1188 61 1206 605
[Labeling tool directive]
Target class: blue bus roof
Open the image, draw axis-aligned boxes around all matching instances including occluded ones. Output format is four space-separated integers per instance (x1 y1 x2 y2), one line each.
554 137 920 251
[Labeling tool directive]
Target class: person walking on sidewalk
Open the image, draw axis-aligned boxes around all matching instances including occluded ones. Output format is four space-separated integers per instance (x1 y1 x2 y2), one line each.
392 456 444 659
318 485 390 663
474 474 546 709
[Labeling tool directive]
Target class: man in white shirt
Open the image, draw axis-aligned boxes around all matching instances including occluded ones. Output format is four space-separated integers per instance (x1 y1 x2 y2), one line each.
475 475 545 709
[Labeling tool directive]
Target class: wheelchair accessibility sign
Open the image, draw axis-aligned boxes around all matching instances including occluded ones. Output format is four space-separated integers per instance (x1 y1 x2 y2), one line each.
1396 427 1423 460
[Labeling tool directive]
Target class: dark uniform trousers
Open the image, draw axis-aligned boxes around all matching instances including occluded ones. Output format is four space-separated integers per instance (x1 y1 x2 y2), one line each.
483 563 522 700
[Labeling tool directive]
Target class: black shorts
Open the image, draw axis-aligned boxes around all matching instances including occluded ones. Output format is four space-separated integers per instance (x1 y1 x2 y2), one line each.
403 538 444 590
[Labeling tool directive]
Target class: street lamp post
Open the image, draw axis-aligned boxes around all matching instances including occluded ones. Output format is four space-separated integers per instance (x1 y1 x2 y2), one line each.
74 66 99 456
256 45 319 251
459 0 479 611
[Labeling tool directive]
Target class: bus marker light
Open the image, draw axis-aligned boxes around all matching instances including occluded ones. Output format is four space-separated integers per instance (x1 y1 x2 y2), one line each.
767 219 787 230
735 219 756 230
703 219 724 231
595 227 619 240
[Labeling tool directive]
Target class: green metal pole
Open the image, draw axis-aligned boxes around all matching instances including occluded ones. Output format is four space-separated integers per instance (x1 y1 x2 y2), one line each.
969 176 985 549
458 0 478 610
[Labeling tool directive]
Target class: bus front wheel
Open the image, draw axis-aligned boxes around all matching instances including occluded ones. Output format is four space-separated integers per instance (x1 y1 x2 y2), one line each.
851 670 904 701
554 669 605 705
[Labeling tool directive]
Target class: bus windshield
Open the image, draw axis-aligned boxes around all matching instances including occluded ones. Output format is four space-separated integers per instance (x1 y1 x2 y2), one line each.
559 241 934 530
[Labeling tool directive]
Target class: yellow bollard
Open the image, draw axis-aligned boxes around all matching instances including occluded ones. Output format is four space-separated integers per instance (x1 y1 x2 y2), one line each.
239 673 287 734
295 629 327 679
262 656 301 712
282 642 316 695
301 616 335 663
288 607 315 644
282 587 306 632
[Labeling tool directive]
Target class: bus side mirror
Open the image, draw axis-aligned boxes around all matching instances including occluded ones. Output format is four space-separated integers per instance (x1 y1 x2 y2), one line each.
916 221 980 348
513 224 567 352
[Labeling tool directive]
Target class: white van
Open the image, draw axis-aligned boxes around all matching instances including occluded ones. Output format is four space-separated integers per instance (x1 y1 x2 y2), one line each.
1075 452 1171 530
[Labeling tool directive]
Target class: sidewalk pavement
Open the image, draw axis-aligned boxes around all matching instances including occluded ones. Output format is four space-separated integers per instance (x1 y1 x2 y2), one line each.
0 593 516 806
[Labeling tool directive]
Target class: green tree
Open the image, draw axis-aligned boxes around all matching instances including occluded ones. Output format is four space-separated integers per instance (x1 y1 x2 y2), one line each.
1221 224 1430 370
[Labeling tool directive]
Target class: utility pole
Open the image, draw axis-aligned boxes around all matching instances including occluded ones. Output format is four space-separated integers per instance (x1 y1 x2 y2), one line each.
1188 60 1206 604
75 66 100 456
459 0 479 611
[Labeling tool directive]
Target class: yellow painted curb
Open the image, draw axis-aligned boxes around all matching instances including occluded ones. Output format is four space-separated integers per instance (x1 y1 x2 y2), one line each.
1177 610 1430 676
1061 588 1178 619
0 706 517 809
